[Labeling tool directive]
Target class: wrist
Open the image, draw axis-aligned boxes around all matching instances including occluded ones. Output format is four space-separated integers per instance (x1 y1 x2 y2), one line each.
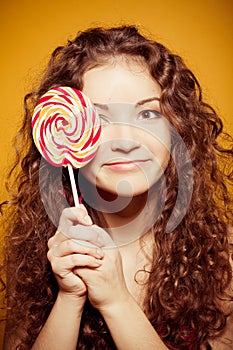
98 291 134 318
58 291 87 311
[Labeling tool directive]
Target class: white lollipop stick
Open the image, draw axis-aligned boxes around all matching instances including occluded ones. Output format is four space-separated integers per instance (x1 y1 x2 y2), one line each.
68 164 79 207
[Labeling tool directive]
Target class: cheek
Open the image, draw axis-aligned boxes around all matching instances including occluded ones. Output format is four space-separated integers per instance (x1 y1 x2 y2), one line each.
141 129 171 166
79 142 109 185
79 159 98 184
159 147 171 171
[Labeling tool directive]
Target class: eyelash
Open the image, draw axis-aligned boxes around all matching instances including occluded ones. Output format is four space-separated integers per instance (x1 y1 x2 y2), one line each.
99 115 111 125
98 109 162 125
137 110 162 120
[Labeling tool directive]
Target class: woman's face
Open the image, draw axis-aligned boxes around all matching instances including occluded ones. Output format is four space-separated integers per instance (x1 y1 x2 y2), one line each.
80 57 171 197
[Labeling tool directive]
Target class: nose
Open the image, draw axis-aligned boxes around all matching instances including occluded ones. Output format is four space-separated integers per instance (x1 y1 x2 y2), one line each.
110 125 141 153
111 138 141 153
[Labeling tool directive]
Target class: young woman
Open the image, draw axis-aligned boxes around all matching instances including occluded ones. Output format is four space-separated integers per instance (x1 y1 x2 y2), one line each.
1 25 233 350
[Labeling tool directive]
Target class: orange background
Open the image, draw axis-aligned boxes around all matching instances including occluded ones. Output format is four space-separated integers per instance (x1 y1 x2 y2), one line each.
0 0 232 345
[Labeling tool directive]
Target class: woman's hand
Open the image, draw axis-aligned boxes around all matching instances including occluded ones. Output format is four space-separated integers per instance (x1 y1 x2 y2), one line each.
73 229 131 314
47 205 105 300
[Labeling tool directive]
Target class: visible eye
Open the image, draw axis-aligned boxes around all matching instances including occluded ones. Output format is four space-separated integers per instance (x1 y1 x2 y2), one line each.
137 110 162 120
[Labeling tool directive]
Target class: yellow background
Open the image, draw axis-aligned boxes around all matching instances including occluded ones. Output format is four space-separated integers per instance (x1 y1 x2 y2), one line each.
0 0 232 345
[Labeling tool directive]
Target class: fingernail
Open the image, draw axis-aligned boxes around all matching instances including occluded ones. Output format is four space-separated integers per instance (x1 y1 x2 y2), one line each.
96 248 104 258
93 259 103 267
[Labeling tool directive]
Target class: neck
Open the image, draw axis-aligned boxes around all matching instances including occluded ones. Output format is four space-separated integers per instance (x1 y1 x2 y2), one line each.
104 190 158 246
80 177 163 246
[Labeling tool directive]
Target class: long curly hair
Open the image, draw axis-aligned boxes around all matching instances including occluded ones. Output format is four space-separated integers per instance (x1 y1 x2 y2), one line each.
1 25 233 349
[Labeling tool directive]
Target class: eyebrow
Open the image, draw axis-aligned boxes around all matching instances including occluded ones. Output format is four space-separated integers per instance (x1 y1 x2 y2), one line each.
135 97 160 107
94 103 109 110
94 97 160 111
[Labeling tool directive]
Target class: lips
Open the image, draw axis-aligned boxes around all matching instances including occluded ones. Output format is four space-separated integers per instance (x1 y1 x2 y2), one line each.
103 159 150 171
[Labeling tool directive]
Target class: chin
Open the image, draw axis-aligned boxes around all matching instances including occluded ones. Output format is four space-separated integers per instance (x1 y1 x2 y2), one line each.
100 183 149 198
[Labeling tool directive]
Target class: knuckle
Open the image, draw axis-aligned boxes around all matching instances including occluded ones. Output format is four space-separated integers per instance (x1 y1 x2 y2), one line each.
88 256 96 264
70 254 79 266
90 246 99 256
65 239 74 251
47 249 51 261
62 207 70 216
85 245 93 254
50 258 59 272
47 236 54 249
55 229 61 237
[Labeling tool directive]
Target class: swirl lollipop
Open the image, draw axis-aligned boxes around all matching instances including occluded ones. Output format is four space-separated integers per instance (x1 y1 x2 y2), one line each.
32 86 102 206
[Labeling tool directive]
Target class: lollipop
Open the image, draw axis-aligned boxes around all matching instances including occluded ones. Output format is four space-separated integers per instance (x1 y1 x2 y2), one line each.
32 86 101 206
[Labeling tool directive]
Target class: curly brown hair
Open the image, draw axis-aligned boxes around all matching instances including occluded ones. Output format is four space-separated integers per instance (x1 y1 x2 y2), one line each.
1 25 233 349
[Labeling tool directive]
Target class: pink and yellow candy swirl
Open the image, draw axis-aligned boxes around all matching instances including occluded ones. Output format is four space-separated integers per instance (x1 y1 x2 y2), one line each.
32 87 101 168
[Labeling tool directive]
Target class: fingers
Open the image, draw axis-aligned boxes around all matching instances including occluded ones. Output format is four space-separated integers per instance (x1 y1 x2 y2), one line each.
68 225 105 246
48 226 105 249
49 254 103 275
58 205 93 234
49 206 116 255
49 238 104 259
56 206 109 246
47 237 104 279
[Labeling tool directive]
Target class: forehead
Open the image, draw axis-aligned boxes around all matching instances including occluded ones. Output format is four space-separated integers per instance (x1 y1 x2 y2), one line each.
82 57 161 104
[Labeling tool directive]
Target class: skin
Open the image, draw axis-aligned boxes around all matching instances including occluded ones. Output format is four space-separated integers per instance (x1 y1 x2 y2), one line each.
4 57 232 350
79 56 171 243
30 56 170 350
81 56 171 199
